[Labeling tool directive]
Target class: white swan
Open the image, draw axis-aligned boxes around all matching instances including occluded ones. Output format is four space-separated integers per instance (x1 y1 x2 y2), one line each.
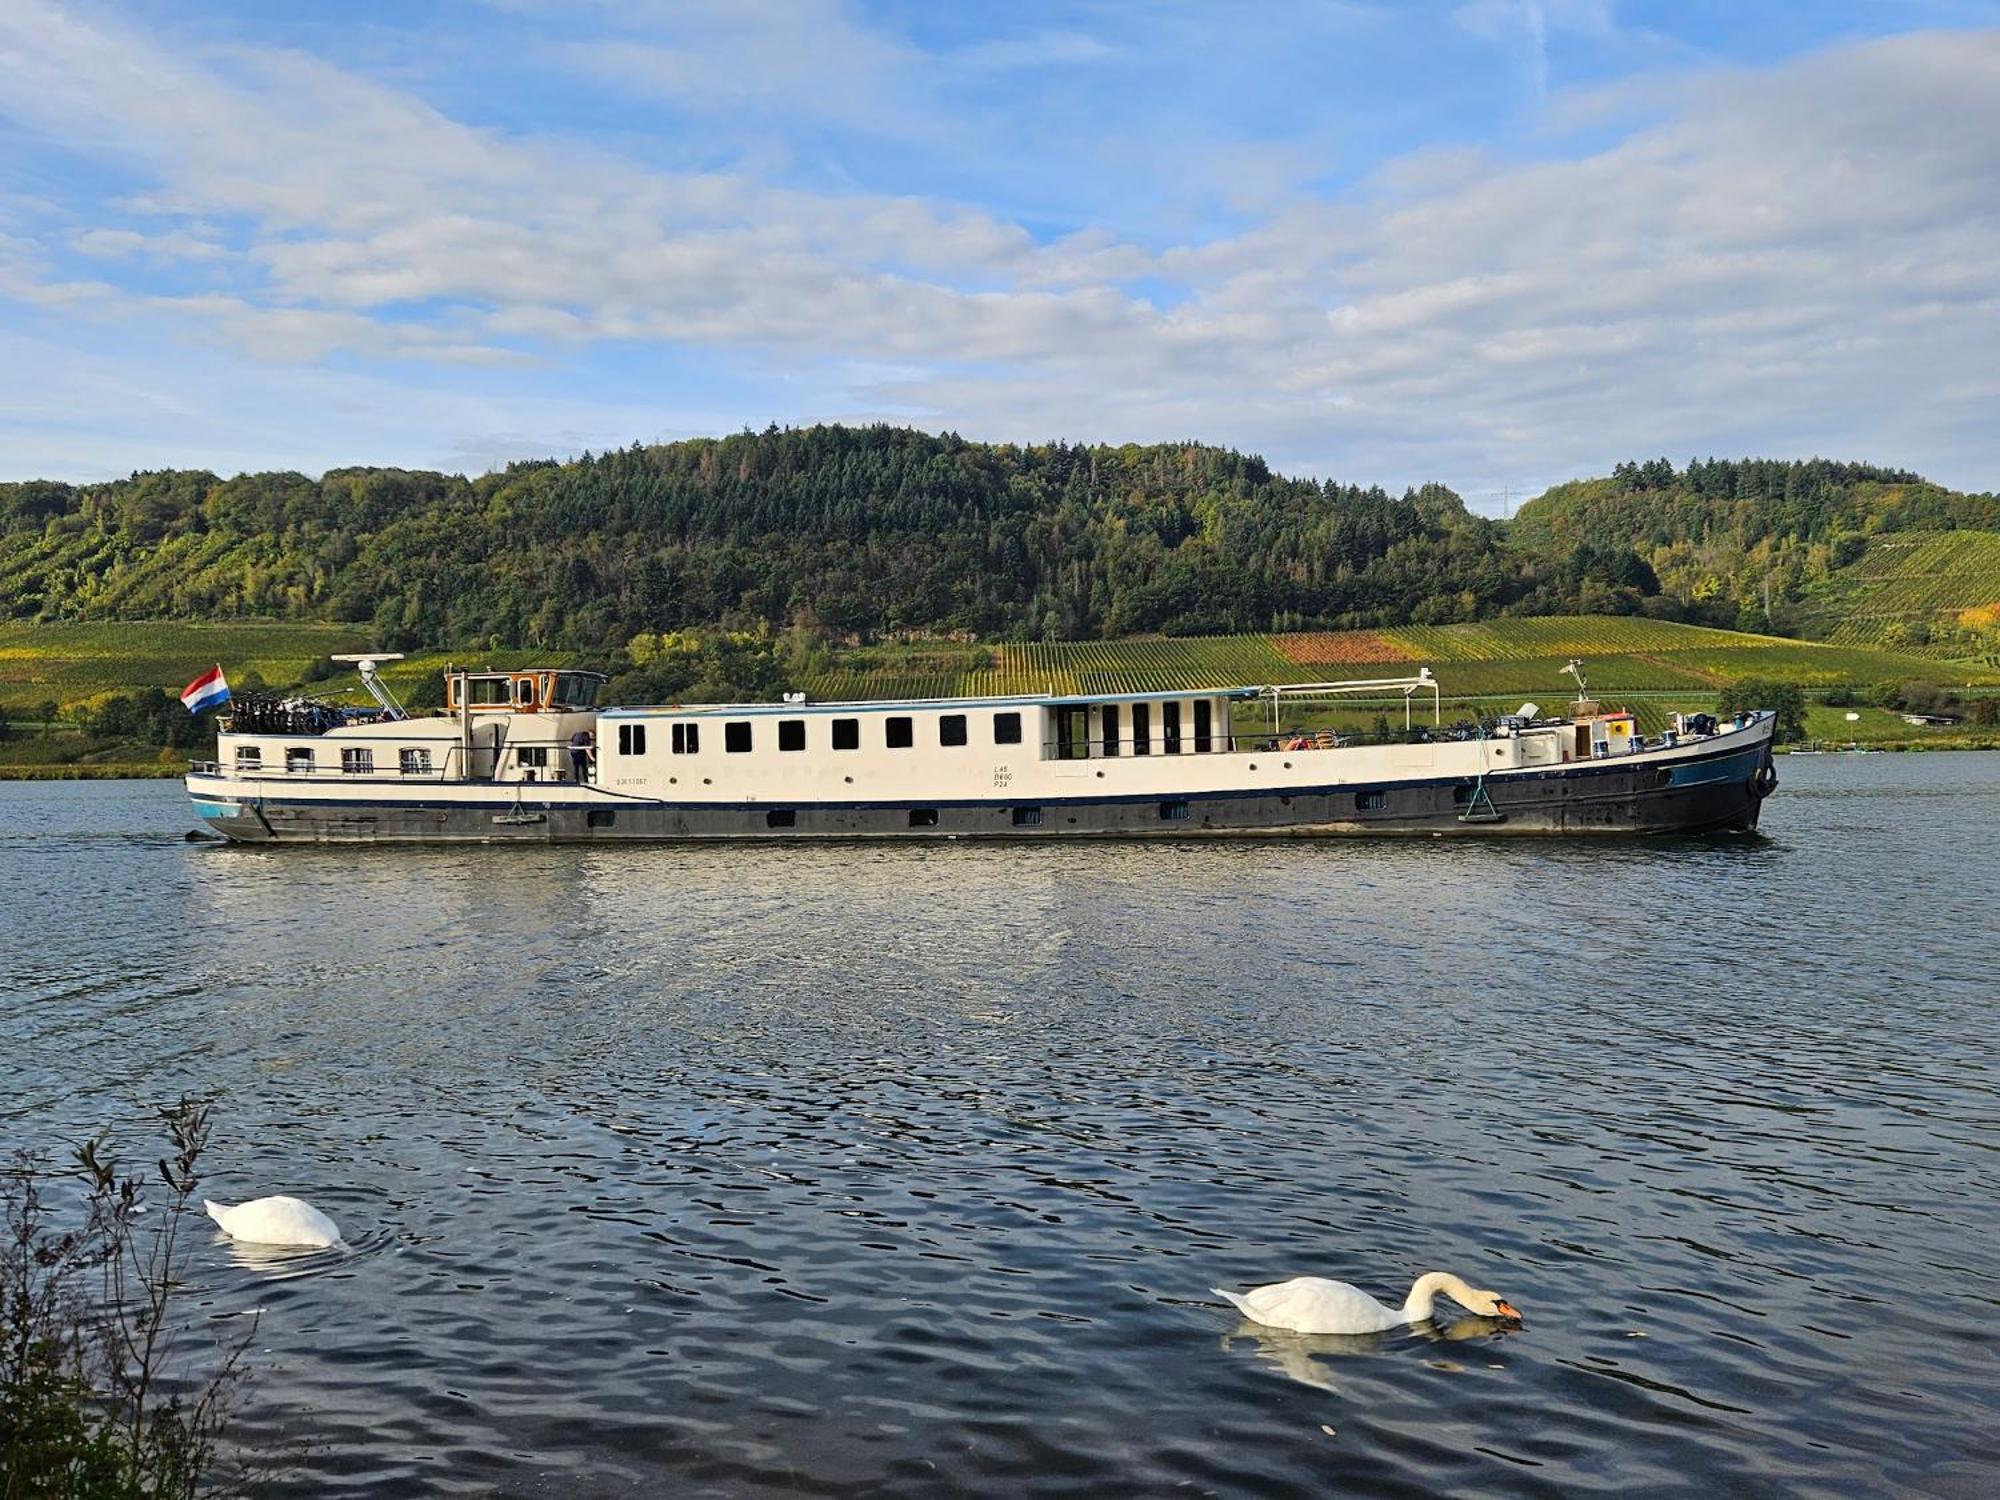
204 1196 342 1249
1214 1271 1521 1335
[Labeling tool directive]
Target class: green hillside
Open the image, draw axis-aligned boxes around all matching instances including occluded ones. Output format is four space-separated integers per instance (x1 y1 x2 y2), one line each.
1800 531 2000 656
790 617 2000 703
1513 459 2000 649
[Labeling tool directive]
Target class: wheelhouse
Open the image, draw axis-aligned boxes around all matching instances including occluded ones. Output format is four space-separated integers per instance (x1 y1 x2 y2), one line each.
445 668 606 714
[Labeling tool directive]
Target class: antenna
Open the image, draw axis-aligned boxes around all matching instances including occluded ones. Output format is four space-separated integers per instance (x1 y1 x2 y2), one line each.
329 653 408 720
1561 658 1588 706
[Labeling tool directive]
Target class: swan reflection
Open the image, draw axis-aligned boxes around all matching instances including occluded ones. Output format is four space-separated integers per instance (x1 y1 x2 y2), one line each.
1222 1315 1518 1392
218 1233 347 1279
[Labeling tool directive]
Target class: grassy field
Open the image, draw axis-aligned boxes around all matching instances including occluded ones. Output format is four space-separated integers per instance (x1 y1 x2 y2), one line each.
1791 704 2000 750
798 617 2000 702
1803 531 2000 657
4 615 1995 719
0 621 373 713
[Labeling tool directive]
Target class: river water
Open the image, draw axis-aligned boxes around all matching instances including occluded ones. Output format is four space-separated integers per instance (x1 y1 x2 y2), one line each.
3 757 1997 1498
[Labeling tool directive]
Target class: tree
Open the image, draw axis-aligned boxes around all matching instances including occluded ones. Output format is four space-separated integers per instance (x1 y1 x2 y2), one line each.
36 699 57 735
1718 677 1806 742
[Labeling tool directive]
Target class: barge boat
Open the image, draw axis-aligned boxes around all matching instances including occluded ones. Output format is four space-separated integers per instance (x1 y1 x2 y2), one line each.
184 656 1777 843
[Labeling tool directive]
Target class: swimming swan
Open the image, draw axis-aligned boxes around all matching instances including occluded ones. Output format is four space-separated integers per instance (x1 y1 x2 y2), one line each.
204 1196 342 1249
1214 1271 1521 1335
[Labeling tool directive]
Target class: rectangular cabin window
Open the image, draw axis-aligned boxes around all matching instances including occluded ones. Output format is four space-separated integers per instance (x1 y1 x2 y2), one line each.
726 721 753 754
341 748 374 775
778 719 806 752
671 722 699 755
285 747 314 774
400 747 432 776
886 716 914 749
1355 789 1386 811
517 746 548 768
1055 706 1090 760
1099 704 1120 757
909 808 938 827
994 711 1022 745
1193 700 1213 753
939 714 968 747
832 718 860 750
1163 702 1183 755
766 809 797 829
1159 799 1190 821
1011 806 1042 827
234 745 261 771
1132 703 1151 755
617 723 647 756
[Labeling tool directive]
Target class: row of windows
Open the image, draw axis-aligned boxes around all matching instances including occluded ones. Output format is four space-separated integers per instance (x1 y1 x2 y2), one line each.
234 746 435 775
1053 700 1218 758
618 711 1025 757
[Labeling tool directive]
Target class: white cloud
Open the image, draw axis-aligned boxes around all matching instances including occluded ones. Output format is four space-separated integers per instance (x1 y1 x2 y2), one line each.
0 3 1994 504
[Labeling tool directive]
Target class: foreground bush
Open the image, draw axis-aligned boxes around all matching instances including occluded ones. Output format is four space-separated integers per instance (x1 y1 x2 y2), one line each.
2 1101 251 1499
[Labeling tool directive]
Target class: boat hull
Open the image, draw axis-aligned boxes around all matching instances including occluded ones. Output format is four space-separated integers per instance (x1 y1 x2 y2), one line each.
187 738 1775 844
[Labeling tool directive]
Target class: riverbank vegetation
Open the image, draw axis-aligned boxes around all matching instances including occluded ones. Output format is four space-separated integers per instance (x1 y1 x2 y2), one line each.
1 1101 254 1497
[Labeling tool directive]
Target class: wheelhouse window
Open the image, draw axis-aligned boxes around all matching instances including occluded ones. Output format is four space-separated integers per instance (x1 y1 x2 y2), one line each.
994 712 1022 745
285 747 314 774
466 677 511 706
617 724 647 756
234 746 261 770
1099 704 1120 757
1193 700 1213 753
555 673 601 708
886 716 913 749
1132 703 1151 755
832 718 860 750
726 721 753 753
778 719 806 752
514 678 537 709
671 722 699 755
939 714 967 747
341 747 375 775
400 748 432 776
1163 702 1183 755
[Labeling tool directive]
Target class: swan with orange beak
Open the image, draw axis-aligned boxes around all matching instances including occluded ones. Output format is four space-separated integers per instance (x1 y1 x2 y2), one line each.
1215 1271 1524 1336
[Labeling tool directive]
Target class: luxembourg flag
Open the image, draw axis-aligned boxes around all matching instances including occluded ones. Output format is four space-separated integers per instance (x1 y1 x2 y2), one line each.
180 664 231 714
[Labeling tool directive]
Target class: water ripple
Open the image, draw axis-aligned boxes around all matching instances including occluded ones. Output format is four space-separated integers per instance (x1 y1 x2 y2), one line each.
2 761 1998 1497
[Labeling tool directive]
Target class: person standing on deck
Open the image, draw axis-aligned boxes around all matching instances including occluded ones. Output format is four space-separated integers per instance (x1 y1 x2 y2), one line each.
569 728 594 783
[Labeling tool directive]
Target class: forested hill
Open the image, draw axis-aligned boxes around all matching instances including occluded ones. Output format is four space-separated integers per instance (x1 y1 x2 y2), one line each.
0 427 1578 648
1513 458 2000 634
2 429 1991 650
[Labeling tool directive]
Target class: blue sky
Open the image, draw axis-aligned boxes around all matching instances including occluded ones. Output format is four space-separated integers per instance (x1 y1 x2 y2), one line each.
2 1 1996 508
